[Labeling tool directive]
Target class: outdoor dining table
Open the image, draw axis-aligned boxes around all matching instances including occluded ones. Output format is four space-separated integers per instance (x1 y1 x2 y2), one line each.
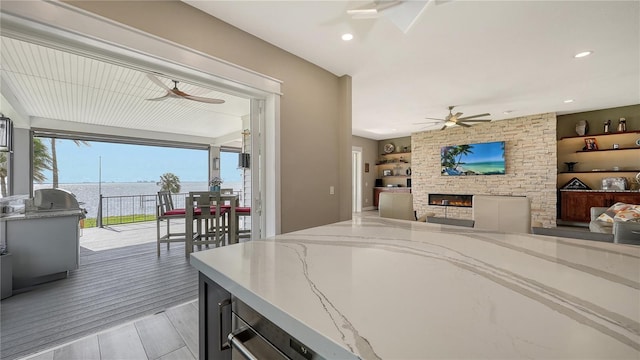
184 192 239 257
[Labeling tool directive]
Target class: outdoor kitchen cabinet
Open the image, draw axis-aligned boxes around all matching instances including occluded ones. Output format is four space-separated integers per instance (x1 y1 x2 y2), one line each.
1 211 82 289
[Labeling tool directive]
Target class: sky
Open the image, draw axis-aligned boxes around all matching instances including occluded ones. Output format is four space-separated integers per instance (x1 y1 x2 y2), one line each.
36 138 243 184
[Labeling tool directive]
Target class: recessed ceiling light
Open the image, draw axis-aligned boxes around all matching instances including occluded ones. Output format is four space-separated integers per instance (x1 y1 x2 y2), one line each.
503 110 513 115
564 99 574 103
341 33 354 41
574 51 593 58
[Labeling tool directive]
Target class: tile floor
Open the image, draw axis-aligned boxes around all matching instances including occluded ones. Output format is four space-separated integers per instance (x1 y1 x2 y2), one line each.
18 300 199 360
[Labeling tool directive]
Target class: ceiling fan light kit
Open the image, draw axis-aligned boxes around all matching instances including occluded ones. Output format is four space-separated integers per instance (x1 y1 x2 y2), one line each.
419 106 492 130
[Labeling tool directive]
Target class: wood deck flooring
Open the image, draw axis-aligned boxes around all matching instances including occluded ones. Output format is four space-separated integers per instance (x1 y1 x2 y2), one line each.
1 222 199 360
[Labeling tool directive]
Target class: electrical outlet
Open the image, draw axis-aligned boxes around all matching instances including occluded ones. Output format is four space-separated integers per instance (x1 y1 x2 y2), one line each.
329 186 335 195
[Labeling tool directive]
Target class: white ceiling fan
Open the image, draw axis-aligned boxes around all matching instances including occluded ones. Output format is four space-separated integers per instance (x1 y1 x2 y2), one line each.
419 106 492 130
146 74 225 104
346 0 404 19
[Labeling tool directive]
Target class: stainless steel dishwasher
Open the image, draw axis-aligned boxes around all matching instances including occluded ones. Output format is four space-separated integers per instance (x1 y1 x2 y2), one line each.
226 298 323 360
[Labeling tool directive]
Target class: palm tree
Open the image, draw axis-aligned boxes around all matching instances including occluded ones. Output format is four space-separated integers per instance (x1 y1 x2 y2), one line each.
441 145 474 173
33 138 53 184
452 144 474 170
50 138 90 188
0 139 53 197
157 173 181 193
0 152 8 198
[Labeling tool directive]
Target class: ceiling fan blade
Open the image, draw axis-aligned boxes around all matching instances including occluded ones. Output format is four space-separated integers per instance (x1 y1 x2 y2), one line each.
458 113 490 121
145 92 173 101
347 0 402 18
453 112 463 118
423 117 445 121
146 73 171 91
440 125 448 130
457 122 472 128
347 8 380 19
183 95 225 104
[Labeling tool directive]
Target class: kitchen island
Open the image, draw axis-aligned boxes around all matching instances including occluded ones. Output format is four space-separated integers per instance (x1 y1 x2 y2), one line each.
190 216 640 359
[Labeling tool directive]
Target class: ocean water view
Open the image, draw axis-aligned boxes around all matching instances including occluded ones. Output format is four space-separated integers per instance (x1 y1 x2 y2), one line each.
34 181 243 219
458 161 506 175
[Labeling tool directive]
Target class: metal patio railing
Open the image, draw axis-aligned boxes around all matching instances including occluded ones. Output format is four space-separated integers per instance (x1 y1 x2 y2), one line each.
95 191 244 228
96 192 188 227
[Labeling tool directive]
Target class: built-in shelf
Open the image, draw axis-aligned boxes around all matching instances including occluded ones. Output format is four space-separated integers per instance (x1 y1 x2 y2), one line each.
559 170 640 174
559 130 640 140
376 161 410 165
576 147 639 153
380 151 411 156
377 147 411 188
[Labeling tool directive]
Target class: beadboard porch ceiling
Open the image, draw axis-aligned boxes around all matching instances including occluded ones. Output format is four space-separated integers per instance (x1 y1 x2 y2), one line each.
0 36 250 148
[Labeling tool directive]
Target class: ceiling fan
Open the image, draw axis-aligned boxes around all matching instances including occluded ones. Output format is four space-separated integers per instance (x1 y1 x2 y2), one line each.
346 0 403 19
421 106 492 130
146 74 225 104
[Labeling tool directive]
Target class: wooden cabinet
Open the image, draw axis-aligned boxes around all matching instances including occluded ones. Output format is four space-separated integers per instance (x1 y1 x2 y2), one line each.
559 191 640 222
374 187 411 207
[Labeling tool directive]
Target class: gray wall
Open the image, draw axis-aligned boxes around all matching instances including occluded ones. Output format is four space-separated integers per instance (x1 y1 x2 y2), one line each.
64 0 352 233
11 128 31 196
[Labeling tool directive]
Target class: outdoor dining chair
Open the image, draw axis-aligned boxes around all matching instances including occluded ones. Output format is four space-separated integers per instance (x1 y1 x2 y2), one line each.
185 191 228 257
156 191 187 256
220 189 251 241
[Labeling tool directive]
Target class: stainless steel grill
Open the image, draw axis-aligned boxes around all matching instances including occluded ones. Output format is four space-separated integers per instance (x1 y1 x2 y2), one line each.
32 188 83 213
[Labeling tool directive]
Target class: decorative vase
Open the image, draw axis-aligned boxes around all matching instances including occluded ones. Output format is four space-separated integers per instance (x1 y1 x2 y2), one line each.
575 120 588 136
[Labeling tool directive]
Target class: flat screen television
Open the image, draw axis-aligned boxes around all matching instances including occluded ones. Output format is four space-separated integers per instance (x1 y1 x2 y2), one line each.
441 141 505 176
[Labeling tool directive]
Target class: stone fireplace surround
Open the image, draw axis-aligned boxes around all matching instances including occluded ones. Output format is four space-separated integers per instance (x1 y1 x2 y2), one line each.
411 112 557 227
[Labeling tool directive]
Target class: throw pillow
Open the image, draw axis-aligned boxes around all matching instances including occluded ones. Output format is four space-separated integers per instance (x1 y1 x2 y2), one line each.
596 202 636 223
613 206 640 222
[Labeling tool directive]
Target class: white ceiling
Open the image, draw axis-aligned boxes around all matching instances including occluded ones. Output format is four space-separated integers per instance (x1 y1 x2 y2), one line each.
0 36 251 147
185 0 640 140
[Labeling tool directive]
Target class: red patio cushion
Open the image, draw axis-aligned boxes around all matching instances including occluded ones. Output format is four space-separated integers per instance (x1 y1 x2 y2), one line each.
164 209 186 216
193 208 227 216
220 205 250 214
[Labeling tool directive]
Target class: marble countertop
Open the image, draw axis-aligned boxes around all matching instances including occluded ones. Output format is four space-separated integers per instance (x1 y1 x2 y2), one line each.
190 217 640 359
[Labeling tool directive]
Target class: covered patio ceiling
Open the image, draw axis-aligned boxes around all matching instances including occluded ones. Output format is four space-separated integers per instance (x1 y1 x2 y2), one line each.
0 36 251 148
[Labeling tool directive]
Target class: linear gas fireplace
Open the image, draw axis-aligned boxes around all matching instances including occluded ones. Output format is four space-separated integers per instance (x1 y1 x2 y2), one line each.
428 194 473 208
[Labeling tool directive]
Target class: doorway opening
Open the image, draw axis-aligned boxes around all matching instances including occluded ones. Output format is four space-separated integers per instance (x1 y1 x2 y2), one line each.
352 147 362 213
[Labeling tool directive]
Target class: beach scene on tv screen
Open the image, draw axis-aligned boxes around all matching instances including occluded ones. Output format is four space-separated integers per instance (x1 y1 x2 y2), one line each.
441 141 505 176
